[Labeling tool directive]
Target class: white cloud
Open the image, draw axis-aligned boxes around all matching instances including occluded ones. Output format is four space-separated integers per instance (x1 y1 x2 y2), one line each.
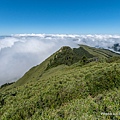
0 34 120 85
0 35 77 85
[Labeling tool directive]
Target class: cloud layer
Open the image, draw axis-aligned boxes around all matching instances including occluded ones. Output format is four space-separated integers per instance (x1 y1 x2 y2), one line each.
0 34 120 85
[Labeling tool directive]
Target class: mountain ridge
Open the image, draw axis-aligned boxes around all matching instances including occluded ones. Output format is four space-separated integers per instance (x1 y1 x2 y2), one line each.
0 45 120 120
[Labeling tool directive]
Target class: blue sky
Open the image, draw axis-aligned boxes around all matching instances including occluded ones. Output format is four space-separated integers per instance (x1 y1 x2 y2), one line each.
0 0 120 35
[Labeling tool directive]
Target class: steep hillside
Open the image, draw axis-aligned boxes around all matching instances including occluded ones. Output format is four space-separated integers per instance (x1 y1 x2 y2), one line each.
5 45 119 88
0 45 120 120
0 45 95 89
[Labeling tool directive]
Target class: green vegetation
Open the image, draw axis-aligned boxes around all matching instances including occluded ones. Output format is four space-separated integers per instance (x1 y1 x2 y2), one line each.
46 46 94 70
0 45 120 120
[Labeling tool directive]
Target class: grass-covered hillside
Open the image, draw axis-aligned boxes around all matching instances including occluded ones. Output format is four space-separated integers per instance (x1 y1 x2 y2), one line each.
0 45 120 120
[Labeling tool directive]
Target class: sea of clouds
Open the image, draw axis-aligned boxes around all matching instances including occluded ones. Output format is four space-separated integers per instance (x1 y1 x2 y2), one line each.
0 34 120 85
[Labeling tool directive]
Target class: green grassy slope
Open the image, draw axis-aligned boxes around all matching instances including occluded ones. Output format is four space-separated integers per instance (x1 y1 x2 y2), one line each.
0 45 95 89
0 61 120 120
0 45 120 120
80 44 120 59
9 45 120 88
